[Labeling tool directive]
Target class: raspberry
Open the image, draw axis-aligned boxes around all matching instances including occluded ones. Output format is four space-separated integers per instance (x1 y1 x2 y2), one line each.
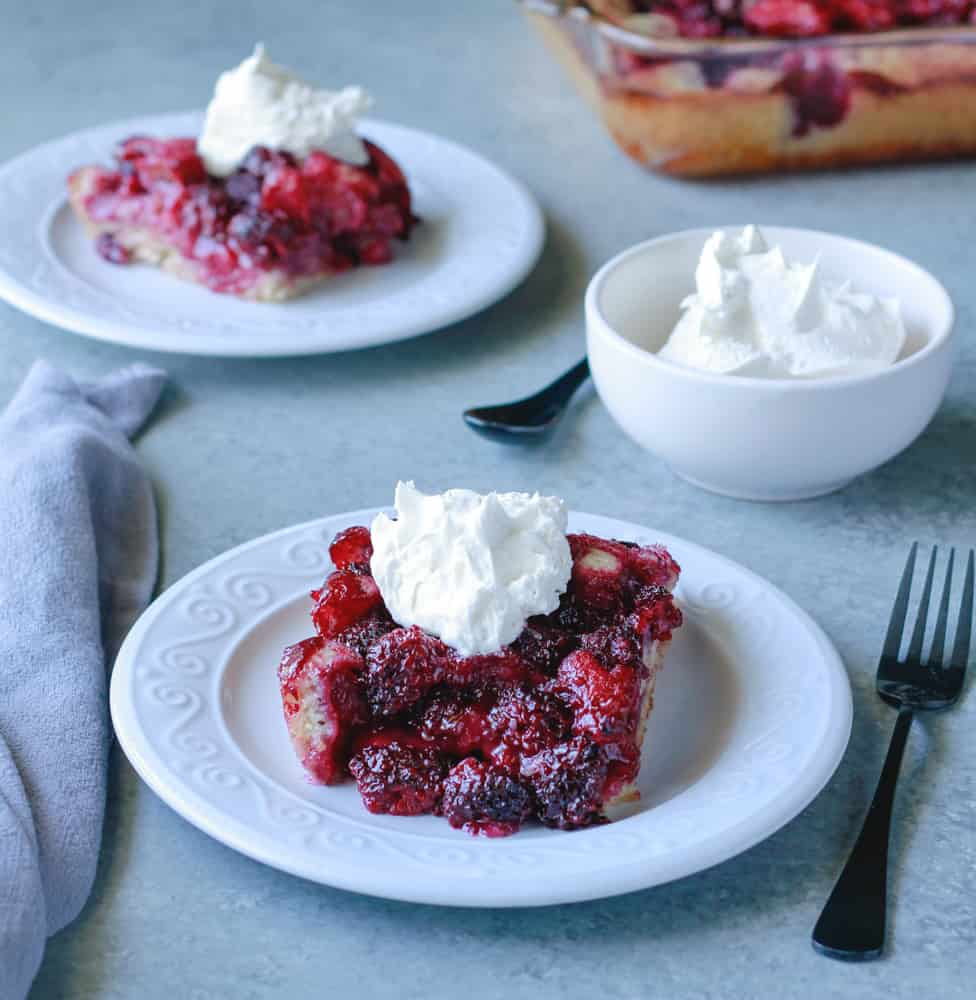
579 623 642 667
550 591 605 636
260 163 311 221
311 569 382 638
348 740 447 815
450 648 537 690
364 140 408 189
354 234 395 265
835 0 897 28
114 136 208 186
304 150 382 202
549 650 640 744
896 0 968 20
328 525 374 572
487 685 571 757
335 615 395 659
744 0 833 34
365 626 455 717
417 690 492 756
521 739 610 830
512 621 578 674
439 758 534 837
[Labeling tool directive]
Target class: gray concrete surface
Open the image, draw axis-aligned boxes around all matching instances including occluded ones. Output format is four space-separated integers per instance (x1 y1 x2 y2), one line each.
1 1 974 997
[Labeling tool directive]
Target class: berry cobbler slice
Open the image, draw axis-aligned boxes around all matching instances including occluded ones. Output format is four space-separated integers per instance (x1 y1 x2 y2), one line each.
68 137 415 300
278 525 682 836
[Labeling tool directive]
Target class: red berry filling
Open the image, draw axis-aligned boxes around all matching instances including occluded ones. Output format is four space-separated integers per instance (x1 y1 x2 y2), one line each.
440 758 534 837
548 650 642 745
311 569 383 637
778 50 853 136
365 626 457 717
328 525 374 571
348 739 448 816
279 528 682 836
417 690 495 757
487 684 572 758
604 2 976 137
521 738 611 831
71 135 415 295
614 0 975 38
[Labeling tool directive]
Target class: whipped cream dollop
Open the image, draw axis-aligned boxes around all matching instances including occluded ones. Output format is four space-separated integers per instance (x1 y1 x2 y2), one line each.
658 226 906 379
370 482 573 656
198 44 372 176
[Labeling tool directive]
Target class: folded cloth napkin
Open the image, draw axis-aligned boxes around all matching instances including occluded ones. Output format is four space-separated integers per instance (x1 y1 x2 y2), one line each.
0 361 166 999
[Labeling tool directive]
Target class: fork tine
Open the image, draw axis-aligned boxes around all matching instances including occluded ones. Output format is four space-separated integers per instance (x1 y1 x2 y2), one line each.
882 543 918 663
928 548 955 667
949 549 974 671
907 546 938 664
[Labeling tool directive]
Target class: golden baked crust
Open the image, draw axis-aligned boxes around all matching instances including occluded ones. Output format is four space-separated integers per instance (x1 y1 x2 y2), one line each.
528 11 976 177
606 80 976 177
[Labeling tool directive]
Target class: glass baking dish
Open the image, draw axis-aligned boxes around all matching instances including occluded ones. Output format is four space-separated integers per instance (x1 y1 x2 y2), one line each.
521 0 976 176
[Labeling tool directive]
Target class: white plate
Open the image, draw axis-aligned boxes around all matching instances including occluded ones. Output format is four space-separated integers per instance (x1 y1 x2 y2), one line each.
110 511 852 907
0 112 543 356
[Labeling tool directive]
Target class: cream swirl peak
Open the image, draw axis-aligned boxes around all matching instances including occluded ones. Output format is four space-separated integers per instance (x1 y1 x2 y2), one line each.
659 226 906 379
198 44 372 176
369 482 573 656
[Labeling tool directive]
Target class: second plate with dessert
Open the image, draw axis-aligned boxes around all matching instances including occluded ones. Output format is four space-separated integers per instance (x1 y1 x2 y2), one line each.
110 506 852 907
0 111 543 356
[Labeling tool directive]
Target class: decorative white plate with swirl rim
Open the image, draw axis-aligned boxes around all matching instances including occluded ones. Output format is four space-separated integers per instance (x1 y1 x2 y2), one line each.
0 112 543 357
110 510 852 907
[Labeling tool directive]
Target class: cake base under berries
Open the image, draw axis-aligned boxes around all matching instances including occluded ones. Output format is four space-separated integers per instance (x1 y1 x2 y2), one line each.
68 137 415 300
278 525 682 836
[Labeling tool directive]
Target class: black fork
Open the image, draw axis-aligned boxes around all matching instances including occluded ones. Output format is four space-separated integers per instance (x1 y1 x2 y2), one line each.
812 545 974 961
813 542 973 961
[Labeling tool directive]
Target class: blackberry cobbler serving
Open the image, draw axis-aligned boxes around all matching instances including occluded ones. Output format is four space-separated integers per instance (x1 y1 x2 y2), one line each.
277 484 682 837
68 46 415 300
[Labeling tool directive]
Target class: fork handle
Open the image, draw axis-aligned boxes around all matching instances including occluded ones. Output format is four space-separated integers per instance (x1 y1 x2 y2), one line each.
812 707 914 960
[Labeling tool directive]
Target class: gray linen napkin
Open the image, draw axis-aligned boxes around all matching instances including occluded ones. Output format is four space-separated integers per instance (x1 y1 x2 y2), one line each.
0 361 166 999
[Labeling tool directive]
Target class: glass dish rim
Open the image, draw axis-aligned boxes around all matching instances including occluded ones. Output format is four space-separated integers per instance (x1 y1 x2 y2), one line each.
521 0 976 57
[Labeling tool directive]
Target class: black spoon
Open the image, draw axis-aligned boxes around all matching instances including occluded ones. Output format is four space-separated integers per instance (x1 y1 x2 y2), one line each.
463 358 590 441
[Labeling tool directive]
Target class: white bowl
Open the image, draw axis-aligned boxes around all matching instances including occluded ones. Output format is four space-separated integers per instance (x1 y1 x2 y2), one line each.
585 226 956 502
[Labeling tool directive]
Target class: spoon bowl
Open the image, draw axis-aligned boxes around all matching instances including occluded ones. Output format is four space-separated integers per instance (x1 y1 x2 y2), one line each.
463 358 590 441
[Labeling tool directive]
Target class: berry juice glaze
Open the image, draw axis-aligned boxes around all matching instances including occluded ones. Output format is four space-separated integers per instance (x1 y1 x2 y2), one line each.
72 135 415 295
608 1 976 136
278 526 683 837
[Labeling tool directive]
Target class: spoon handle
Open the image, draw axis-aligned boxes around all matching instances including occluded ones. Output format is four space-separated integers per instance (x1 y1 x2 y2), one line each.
538 358 590 410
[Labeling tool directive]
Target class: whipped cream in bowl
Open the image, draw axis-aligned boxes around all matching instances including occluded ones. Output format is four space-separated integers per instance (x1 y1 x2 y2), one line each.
585 225 955 500
658 226 906 380
370 482 572 656
198 44 372 176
